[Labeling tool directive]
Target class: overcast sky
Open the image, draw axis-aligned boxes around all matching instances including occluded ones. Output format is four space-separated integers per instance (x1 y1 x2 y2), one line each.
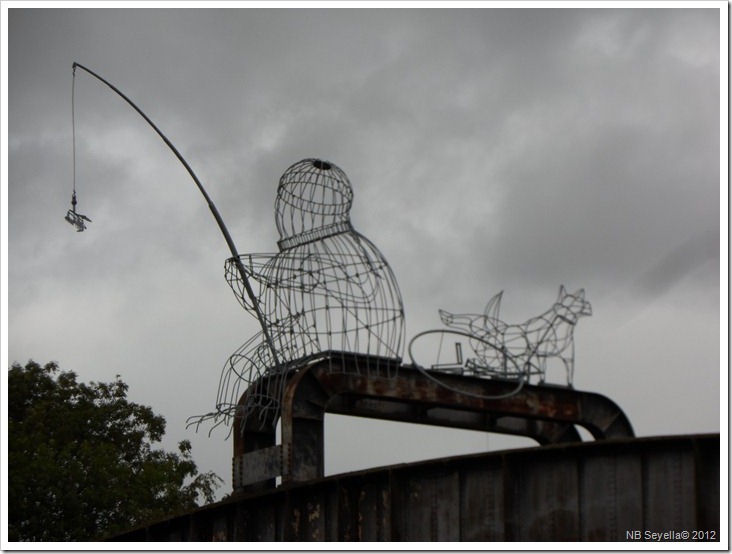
4 4 725 499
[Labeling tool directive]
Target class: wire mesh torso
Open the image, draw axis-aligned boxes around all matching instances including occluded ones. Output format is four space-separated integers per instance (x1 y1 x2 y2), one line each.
215 159 404 428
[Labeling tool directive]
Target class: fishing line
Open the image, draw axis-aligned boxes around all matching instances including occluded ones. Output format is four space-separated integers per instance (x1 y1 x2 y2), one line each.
407 329 528 400
65 63 91 232
72 64 76 200
435 329 445 365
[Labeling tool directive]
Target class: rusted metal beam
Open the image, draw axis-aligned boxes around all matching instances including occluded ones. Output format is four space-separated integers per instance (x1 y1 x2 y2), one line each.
233 389 278 492
324 396 583 444
234 352 634 490
233 445 283 488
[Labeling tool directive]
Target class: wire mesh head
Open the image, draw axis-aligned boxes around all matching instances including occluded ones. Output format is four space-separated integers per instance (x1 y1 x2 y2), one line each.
275 158 354 241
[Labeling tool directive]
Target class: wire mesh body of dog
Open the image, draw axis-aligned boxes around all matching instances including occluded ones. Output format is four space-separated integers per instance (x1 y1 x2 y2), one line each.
208 159 405 431
435 286 592 386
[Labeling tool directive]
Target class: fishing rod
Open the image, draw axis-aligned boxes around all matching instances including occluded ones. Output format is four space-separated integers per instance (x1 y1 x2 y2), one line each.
70 62 281 370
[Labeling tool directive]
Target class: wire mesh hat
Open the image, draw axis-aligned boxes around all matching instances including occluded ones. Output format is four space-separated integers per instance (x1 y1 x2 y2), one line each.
200 158 405 431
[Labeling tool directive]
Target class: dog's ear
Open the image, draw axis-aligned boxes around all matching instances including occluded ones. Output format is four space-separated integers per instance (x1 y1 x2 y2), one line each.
576 288 586 299
558 285 567 300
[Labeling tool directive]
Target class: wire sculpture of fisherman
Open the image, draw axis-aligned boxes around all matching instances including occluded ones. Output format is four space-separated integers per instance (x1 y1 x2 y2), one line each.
65 64 403 432
217 158 405 428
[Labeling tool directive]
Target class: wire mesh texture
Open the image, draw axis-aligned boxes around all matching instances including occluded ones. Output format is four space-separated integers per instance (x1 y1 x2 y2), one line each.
410 286 592 387
202 159 405 431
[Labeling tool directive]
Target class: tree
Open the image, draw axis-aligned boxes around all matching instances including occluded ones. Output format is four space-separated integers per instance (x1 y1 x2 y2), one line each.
8 360 222 541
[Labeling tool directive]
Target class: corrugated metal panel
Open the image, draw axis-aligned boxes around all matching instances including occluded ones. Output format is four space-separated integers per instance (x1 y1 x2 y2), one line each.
108 434 720 543
579 450 643 540
508 450 581 540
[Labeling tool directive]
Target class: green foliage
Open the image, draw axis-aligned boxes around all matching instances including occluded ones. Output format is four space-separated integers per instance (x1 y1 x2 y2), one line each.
8 360 222 541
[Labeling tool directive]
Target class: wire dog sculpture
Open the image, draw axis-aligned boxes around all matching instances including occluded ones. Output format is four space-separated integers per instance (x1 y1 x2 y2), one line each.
411 286 591 387
210 159 405 429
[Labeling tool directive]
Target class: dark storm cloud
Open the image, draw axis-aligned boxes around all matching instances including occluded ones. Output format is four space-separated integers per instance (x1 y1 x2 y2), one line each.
359 8 722 305
6 6 723 495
